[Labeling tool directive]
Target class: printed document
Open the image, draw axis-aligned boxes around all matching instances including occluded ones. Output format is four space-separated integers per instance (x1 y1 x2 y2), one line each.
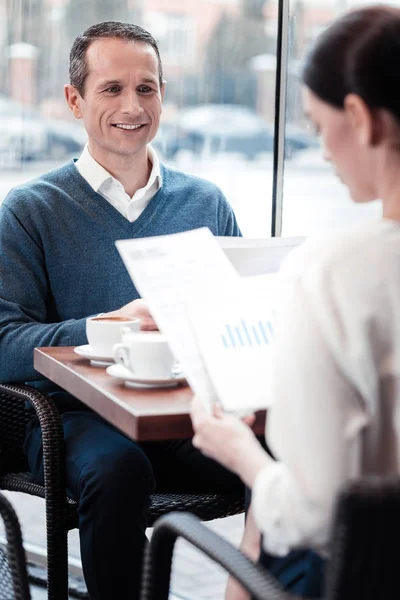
116 228 240 410
116 229 289 413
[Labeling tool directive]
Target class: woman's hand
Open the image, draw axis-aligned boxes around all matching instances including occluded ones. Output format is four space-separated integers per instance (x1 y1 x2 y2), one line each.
191 396 271 486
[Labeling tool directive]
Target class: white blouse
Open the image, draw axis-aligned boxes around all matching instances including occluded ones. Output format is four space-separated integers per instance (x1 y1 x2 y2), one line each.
253 219 400 557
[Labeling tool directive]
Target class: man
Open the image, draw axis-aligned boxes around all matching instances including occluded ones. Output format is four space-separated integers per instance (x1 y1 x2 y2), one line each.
0 22 242 599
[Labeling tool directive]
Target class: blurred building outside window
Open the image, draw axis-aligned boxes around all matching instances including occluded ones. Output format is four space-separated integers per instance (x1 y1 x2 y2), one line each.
0 0 386 240
144 11 196 66
0 0 277 237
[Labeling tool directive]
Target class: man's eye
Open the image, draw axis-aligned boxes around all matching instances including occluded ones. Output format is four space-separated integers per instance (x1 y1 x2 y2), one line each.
106 86 120 93
138 85 152 93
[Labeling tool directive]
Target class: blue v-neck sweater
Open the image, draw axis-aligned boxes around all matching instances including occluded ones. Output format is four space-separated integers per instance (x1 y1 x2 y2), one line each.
0 160 240 383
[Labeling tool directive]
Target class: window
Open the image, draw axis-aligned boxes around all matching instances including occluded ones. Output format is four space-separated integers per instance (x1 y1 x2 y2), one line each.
279 0 382 236
0 0 277 238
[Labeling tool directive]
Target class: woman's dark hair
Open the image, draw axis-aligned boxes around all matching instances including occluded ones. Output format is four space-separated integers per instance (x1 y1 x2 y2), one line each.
303 5 400 122
69 21 163 97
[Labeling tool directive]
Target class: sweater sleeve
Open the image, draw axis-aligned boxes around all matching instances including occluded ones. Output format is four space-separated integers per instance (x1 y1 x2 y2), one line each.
216 191 242 237
0 202 88 383
251 271 370 555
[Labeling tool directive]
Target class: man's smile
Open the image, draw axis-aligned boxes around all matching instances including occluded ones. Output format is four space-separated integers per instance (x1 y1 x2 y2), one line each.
112 123 146 130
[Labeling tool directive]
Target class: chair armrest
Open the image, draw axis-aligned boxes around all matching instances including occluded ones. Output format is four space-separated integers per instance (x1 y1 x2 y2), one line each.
141 512 292 600
0 383 66 506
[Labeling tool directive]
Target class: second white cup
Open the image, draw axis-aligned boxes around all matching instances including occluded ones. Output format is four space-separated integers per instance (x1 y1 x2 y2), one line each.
112 332 176 379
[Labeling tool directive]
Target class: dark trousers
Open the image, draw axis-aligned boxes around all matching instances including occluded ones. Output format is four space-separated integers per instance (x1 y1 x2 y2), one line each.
24 400 244 600
257 545 326 598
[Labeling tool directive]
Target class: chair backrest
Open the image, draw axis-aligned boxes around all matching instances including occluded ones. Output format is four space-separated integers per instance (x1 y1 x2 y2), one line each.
326 476 400 600
0 389 29 476
0 492 31 600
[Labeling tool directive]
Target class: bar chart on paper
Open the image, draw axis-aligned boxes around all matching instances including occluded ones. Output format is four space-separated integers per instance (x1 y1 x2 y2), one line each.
221 319 275 349
188 275 278 413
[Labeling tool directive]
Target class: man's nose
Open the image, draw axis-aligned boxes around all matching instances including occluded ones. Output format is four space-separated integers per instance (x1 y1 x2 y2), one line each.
120 90 144 115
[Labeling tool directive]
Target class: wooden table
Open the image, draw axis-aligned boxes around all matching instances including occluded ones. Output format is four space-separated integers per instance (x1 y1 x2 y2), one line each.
34 347 266 442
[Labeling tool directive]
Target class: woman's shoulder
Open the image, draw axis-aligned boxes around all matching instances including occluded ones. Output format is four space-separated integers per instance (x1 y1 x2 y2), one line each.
281 220 400 287
278 221 400 385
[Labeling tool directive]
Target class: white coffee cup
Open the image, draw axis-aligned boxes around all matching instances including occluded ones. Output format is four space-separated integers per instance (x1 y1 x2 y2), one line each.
86 316 140 356
112 332 177 379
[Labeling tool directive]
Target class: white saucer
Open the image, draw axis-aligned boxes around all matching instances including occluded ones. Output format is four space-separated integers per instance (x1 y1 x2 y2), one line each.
106 363 186 389
74 345 114 367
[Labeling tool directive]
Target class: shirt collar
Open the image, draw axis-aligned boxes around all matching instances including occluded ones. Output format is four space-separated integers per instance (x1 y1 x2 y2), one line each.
145 145 162 194
75 143 162 195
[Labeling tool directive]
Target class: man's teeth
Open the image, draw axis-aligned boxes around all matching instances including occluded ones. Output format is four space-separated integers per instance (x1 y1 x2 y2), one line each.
114 124 143 130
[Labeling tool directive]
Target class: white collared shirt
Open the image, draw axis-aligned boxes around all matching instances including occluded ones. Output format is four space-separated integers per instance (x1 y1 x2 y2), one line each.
75 144 162 222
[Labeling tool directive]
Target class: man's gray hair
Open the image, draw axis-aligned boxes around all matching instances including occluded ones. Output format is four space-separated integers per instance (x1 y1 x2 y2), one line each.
69 21 163 97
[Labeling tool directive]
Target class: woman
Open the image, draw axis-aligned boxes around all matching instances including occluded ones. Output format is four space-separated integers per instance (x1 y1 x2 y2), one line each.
191 5 400 598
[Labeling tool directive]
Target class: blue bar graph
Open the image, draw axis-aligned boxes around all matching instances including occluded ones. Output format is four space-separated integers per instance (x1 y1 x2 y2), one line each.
250 326 258 345
220 319 275 349
226 324 236 347
235 327 244 347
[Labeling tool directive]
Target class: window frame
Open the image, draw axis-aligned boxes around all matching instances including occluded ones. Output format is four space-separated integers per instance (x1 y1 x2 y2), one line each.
271 0 290 237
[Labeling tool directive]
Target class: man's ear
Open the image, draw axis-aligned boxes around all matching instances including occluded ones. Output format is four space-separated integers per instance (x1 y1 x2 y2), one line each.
344 93 377 147
160 80 166 103
64 84 83 119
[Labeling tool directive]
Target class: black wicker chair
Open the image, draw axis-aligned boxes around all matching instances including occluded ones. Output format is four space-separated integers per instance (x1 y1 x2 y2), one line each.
0 383 244 600
0 491 31 600
141 476 400 600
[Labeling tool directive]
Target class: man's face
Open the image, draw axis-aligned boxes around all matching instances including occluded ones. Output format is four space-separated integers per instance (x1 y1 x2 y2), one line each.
66 38 165 164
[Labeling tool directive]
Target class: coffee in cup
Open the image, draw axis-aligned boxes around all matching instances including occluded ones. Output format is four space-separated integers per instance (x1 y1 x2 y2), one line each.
86 316 140 356
112 331 177 379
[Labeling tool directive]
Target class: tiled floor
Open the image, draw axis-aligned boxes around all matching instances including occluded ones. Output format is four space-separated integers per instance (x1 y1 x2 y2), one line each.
1 491 244 599
29 585 185 599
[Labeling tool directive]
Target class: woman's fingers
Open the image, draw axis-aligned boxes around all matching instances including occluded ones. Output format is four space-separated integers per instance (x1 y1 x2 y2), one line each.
190 395 210 430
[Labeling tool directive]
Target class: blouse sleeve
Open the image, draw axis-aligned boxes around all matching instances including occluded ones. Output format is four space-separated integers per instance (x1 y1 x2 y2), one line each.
252 273 371 556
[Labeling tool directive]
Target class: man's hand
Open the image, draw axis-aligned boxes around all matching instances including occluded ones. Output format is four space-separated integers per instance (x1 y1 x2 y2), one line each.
191 396 271 486
105 299 158 331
